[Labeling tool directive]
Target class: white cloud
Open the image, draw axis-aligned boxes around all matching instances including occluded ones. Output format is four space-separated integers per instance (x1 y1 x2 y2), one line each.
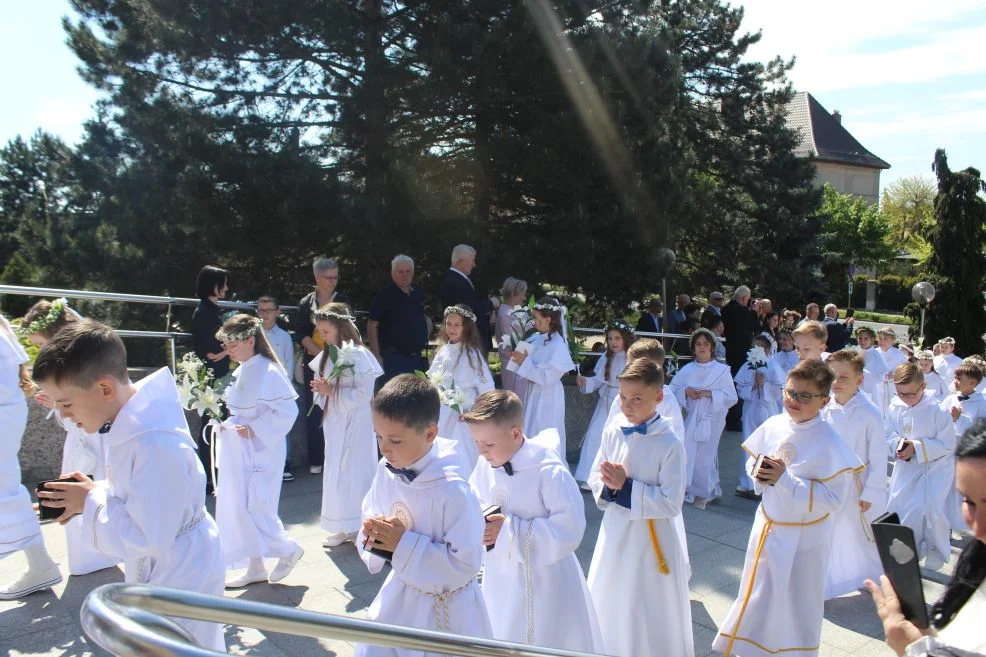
738 0 986 91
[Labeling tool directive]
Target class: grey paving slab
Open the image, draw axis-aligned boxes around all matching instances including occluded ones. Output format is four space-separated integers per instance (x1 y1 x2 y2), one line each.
0 431 958 657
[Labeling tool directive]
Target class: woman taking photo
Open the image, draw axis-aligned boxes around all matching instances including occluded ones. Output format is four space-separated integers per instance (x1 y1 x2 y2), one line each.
867 422 986 656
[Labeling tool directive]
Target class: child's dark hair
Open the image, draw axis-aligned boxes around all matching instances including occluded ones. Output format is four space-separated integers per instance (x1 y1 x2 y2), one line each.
787 359 834 394
21 300 77 341
532 298 564 340
689 328 716 354
618 358 664 388
603 322 635 383
931 421 986 629
372 374 439 431
195 265 229 301
752 335 772 352
440 305 487 382
461 390 524 427
827 349 865 375
32 319 128 388
218 313 284 371
954 363 984 384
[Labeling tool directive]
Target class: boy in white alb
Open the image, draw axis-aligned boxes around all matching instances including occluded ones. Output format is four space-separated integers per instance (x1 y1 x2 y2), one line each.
35 320 225 651
588 359 694 657
854 327 888 408
940 364 986 531
876 327 909 418
465 390 603 652
885 363 955 571
821 350 887 599
357 375 491 657
714 360 861 657
257 295 296 481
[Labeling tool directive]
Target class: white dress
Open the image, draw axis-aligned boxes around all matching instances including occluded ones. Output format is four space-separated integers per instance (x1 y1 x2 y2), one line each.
877 347 909 419
713 414 861 657
311 345 383 535
586 414 694 657
215 355 299 564
821 392 887 599
735 364 780 490
427 342 494 469
924 370 948 400
356 438 492 657
516 332 575 461
469 436 603 652
55 415 118 575
860 347 889 410
885 394 955 565
670 359 738 502
940 391 986 530
933 352 963 384
574 351 626 482
80 368 225 652
0 323 42 561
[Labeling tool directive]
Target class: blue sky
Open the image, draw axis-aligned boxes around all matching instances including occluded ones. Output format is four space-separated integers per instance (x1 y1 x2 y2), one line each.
2 1 984 194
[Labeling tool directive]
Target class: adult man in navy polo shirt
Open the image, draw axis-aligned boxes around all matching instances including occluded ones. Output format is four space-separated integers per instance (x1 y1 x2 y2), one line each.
367 254 429 385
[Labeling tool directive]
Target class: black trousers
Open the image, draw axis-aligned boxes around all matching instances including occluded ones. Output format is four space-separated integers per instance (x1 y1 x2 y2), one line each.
302 360 325 467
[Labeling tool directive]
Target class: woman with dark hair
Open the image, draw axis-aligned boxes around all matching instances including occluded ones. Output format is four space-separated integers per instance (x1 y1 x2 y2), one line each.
761 311 780 354
867 421 986 656
191 265 230 491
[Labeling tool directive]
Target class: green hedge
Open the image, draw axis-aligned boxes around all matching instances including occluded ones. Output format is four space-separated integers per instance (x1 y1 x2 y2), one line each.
839 309 908 325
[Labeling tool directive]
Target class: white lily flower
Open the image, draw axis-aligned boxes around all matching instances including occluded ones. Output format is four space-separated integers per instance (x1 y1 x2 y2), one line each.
338 340 357 366
428 370 445 387
746 346 768 369
440 372 454 390
177 376 196 409
191 387 222 418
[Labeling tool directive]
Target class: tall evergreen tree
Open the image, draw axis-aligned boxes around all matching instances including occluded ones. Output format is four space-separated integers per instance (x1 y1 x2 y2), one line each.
918 149 986 353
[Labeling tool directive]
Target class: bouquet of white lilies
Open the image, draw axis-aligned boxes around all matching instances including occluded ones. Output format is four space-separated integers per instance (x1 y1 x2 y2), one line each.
308 340 359 415
175 352 230 420
417 369 467 415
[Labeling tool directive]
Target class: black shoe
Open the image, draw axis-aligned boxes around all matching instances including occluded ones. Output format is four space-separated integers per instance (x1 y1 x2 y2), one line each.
735 488 760 501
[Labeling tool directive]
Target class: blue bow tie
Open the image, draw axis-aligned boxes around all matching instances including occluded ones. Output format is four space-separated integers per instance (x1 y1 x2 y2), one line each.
621 421 650 436
385 463 418 483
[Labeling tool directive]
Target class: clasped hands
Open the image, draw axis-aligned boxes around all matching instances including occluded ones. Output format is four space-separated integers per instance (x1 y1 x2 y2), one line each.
684 387 712 401
599 460 628 491
363 515 406 552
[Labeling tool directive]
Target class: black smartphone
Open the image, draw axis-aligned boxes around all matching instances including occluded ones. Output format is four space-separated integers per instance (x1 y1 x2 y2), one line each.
846 308 856 319
483 504 502 552
35 476 89 521
871 512 930 628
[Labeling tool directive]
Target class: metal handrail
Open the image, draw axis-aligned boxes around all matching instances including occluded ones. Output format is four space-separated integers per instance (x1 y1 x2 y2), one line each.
0 284 298 312
82 584 608 657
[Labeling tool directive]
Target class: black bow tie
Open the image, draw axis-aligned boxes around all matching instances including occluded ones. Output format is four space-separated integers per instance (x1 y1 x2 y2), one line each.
98 421 113 434
958 395 971 401
385 463 418 483
498 462 514 476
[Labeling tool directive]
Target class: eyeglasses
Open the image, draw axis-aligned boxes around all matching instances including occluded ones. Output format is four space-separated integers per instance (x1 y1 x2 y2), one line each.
896 387 925 399
257 308 278 315
783 388 827 403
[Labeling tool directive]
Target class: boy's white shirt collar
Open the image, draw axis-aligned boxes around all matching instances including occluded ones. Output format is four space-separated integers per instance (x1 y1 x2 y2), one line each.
103 367 195 449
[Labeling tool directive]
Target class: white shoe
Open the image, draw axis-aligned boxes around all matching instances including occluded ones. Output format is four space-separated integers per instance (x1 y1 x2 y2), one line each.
269 546 304 583
924 552 946 572
0 564 62 600
322 532 357 548
225 571 268 589
309 465 323 475
693 497 707 510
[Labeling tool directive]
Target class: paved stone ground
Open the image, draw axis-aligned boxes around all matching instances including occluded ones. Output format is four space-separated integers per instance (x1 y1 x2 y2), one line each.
1 431 968 657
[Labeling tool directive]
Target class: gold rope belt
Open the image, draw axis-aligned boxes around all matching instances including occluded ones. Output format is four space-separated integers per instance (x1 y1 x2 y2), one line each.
647 520 670 575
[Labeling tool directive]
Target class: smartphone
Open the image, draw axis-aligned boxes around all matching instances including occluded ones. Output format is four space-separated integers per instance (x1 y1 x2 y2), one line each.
871 512 930 628
846 308 856 319
483 504 502 552
35 476 89 521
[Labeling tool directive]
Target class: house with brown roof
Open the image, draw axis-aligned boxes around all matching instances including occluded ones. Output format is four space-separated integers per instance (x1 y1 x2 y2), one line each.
786 91 890 205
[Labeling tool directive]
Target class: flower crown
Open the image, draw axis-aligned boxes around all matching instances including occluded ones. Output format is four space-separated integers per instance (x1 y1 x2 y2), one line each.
313 308 355 323
443 305 477 322
215 317 263 343
532 302 565 314
17 298 68 337
607 319 635 335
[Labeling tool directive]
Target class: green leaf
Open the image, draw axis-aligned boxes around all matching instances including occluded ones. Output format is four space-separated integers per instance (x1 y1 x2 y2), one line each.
414 370 428 379
328 343 340 361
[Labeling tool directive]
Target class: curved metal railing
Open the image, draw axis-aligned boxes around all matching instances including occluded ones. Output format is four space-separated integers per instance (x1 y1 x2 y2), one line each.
81 584 608 657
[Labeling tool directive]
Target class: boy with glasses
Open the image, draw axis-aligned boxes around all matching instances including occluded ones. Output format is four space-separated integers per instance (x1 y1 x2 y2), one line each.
886 363 954 571
714 360 861 657
257 296 297 481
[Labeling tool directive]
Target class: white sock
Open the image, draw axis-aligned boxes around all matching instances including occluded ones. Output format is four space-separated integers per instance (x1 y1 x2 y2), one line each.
246 558 267 577
24 544 56 572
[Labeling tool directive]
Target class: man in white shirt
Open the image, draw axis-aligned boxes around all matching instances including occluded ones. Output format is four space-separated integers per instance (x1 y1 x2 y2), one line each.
258 295 298 482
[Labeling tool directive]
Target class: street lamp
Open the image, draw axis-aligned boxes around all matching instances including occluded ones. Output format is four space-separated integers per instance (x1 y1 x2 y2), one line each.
911 281 936 346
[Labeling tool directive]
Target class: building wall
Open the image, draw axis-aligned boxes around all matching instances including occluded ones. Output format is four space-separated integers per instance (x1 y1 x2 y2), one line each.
814 161 882 205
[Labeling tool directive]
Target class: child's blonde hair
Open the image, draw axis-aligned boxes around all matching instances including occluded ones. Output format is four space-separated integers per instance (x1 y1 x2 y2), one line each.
626 338 665 366
313 302 363 379
892 362 923 386
461 390 524 427
826 349 864 375
218 313 283 371
877 326 897 339
916 350 934 361
792 320 826 343
788 359 834 394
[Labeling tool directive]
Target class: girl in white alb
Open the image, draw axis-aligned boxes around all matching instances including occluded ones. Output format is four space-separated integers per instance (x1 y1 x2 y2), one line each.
512 299 575 461
735 337 780 494
670 328 738 508
574 321 633 484
427 305 494 469
21 298 117 576
0 314 61 599
764 330 798 414
933 337 963 383
311 303 383 548
855 327 888 408
917 351 948 399
213 314 304 588
876 327 909 418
